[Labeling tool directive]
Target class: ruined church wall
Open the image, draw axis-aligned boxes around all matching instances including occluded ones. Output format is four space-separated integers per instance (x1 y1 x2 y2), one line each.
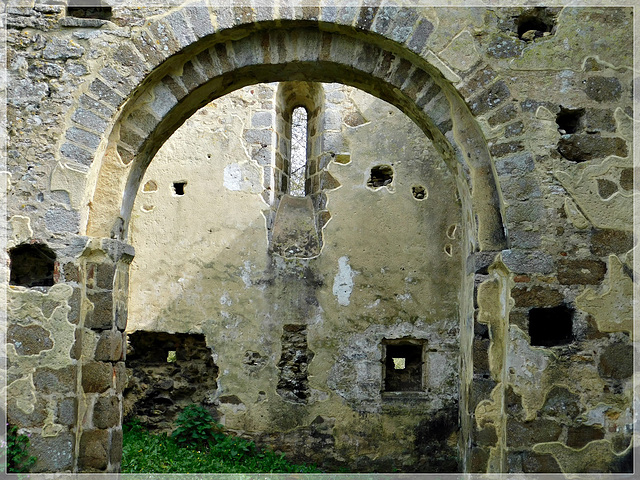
126 82 464 471
3 2 636 474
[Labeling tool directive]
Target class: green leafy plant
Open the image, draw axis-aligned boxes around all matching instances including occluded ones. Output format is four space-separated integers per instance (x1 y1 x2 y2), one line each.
6 424 37 473
171 405 225 449
122 416 321 473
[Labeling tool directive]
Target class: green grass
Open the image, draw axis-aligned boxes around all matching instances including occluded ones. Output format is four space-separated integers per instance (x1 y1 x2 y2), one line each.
121 420 322 473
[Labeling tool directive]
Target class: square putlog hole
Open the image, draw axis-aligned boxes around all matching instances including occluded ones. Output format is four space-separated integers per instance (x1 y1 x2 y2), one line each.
528 305 574 347
383 341 424 392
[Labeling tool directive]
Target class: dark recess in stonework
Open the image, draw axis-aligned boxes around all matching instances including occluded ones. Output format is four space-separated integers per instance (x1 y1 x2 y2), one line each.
9 243 56 288
516 8 556 41
528 304 574 347
383 341 424 392
67 0 112 20
124 331 219 431
556 106 585 134
277 324 314 403
368 165 394 188
173 182 187 196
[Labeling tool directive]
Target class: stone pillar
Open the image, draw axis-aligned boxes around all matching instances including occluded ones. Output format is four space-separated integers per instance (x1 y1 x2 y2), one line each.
75 238 133 473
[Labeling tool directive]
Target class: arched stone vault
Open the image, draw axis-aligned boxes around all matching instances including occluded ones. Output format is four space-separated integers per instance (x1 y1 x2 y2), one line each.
73 14 507 251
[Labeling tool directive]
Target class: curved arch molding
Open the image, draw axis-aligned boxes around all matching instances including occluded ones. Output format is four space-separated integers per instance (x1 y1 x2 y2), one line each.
68 9 506 251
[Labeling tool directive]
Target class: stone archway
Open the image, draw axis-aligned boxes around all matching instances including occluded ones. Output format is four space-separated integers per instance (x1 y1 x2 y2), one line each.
57 7 507 473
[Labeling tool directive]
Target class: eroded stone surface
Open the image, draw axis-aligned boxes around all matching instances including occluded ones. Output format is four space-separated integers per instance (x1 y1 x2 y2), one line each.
5 3 633 475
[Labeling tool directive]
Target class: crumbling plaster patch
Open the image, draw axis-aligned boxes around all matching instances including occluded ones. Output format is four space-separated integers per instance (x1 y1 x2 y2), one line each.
8 215 34 247
533 440 631 474
332 256 356 306
576 255 634 337
555 158 634 232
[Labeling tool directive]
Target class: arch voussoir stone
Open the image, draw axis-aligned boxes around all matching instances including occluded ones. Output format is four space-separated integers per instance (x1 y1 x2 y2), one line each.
130 29 168 69
164 8 200 49
232 34 266 69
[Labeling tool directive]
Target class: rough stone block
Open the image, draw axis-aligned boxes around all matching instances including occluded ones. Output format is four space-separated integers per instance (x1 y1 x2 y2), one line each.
89 79 124 108
469 81 510 116
502 250 554 274
522 451 562 473
78 429 109 472
567 425 605 449
486 33 524 59
469 377 497 411
184 3 216 39
114 298 128 331
590 229 635 256
45 205 81 234
30 431 74 472
585 76 622 102
474 425 498 446
495 152 535 176
95 262 116 290
504 200 544 224
86 291 113 330
166 9 197 49
511 286 563 308
119 128 145 151
93 395 120 429
43 38 84 60
79 94 114 118
8 396 47 427
506 418 562 448
63 262 80 283
110 427 124 465
244 128 273 146
488 103 519 127
114 362 128 393
82 361 113 393
33 366 76 395
472 338 490 376
541 386 581 420
95 330 124 362
460 67 498 99
57 397 76 426
407 18 434 53
598 342 633 380
8 323 53 355
469 446 489 473
557 134 628 162
557 258 606 285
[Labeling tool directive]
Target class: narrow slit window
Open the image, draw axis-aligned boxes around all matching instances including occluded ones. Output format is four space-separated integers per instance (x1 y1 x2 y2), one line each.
289 107 308 196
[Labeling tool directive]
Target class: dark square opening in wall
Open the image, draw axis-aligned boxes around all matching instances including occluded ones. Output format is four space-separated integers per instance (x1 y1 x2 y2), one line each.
67 0 112 20
173 182 186 196
383 340 424 392
516 8 556 41
367 165 394 188
529 304 574 347
556 107 584 134
10 243 56 288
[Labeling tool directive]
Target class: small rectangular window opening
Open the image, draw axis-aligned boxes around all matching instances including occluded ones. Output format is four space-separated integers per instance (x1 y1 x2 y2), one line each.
383 340 424 392
173 182 186 196
529 304 574 347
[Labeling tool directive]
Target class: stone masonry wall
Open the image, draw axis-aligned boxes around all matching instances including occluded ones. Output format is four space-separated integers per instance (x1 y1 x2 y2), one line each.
4 1 636 474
